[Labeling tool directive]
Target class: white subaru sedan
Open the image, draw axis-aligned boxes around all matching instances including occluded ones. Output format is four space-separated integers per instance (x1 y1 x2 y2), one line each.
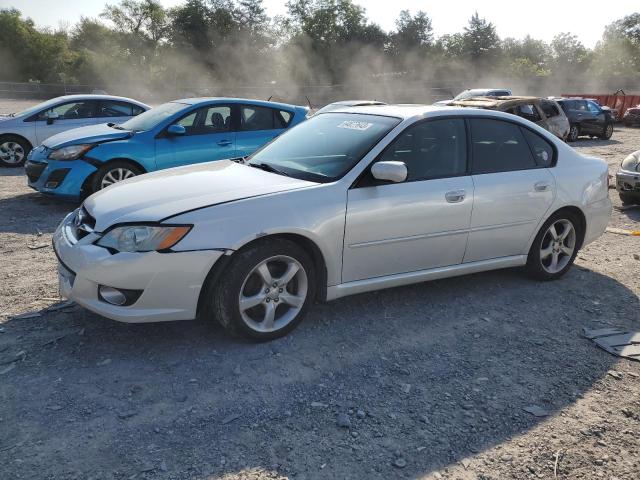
53 105 611 340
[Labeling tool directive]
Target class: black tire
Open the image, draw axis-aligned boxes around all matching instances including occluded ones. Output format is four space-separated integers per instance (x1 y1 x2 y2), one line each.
566 124 580 142
619 193 637 206
91 160 142 193
208 238 316 341
526 211 583 281
600 122 614 140
0 135 31 167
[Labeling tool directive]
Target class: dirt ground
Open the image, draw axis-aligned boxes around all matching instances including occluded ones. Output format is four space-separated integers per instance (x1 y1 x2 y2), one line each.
1 98 639 480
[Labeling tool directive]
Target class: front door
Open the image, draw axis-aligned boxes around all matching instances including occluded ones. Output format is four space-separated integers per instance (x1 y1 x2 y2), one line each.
154 104 236 170
342 118 473 282
34 100 99 144
464 118 555 263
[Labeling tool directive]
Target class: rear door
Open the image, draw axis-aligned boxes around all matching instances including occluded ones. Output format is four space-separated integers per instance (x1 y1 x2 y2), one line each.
96 100 145 126
464 118 555 263
235 105 294 158
34 100 99 144
154 104 236 170
585 101 606 134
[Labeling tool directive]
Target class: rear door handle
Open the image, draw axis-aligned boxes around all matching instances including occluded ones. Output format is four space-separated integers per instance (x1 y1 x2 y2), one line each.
534 181 551 192
445 190 466 203
217 140 232 146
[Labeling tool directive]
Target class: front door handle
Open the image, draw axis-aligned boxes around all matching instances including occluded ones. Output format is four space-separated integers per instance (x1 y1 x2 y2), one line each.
217 140 232 146
534 181 551 192
445 190 466 203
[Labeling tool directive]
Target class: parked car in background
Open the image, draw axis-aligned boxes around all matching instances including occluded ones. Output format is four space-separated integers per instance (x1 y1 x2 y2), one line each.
434 88 512 106
25 98 307 200
616 150 640 205
554 98 614 142
622 105 640 127
312 100 386 116
0 95 149 167
447 96 570 140
52 105 610 340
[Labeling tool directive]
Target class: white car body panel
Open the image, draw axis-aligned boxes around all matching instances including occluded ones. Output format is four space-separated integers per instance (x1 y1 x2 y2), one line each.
53 105 611 323
0 94 149 149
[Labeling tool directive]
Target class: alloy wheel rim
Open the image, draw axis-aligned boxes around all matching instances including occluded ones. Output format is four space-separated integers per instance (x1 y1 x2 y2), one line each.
540 219 576 274
0 141 24 164
570 126 578 140
606 124 613 137
238 255 308 333
100 168 136 189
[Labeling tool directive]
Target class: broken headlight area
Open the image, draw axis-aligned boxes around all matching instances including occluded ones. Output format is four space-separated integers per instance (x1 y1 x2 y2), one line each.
95 225 192 253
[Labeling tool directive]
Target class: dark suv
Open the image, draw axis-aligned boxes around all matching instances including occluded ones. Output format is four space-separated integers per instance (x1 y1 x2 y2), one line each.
556 98 614 142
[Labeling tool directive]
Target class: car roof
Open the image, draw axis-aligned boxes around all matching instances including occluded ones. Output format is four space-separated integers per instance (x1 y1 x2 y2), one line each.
449 95 545 109
327 100 386 106
322 103 546 122
173 97 303 109
52 94 149 107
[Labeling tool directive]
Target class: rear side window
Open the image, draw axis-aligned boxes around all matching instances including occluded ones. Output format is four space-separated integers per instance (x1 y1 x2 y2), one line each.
241 106 294 131
514 104 541 123
540 100 560 118
470 119 537 174
379 118 467 181
98 100 136 117
521 128 554 167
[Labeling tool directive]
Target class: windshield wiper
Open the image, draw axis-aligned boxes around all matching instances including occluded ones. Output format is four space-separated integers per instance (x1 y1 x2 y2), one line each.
249 162 290 177
107 123 126 130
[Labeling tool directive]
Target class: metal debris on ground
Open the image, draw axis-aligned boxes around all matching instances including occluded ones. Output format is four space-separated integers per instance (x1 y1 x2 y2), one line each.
583 327 640 362
27 243 49 250
10 311 42 320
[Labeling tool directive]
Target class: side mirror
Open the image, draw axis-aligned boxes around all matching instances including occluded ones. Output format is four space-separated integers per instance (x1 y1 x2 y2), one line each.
46 111 59 125
167 124 186 136
371 161 407 183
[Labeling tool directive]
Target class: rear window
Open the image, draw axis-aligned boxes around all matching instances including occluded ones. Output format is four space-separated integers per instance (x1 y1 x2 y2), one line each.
470 118 537 174
540 100 560 118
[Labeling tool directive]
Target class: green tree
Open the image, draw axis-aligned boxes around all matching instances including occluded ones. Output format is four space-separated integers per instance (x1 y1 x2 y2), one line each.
462 12 499 61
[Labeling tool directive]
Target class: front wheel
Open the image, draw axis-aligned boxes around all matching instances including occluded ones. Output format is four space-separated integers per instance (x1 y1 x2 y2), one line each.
0 135 30 167
526 212 582 281
91 161 142 192
209 238 316 341
600 123 614 140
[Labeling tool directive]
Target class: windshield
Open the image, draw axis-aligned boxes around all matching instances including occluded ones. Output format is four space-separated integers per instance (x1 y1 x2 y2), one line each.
248 113 401 182
13 98 63 118
119 102 186 132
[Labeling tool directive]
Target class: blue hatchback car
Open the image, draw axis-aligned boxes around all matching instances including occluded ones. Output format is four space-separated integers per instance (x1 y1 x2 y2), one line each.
25 98 308 200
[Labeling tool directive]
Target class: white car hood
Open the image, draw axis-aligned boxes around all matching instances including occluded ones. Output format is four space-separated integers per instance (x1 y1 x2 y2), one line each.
84 160 317 231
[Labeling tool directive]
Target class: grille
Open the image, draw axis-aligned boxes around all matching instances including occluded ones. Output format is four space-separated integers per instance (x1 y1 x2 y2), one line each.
74 207 96 240
25 161 47 183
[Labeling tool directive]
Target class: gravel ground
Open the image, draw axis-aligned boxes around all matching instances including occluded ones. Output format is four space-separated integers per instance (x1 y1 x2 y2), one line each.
0 99 639 480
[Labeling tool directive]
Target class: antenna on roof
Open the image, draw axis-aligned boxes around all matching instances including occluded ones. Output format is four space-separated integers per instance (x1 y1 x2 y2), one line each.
267 95 273 101
305 96 314 110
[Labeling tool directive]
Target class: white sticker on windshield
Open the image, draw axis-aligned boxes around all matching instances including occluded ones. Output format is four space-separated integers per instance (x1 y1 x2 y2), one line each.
337 121 373 131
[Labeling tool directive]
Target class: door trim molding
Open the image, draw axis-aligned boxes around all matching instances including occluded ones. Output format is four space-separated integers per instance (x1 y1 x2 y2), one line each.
327 255 527 301
349 228 469 249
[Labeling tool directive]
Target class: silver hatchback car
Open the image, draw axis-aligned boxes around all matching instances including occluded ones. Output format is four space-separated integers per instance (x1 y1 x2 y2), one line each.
53 105 611 341
0 94 149 167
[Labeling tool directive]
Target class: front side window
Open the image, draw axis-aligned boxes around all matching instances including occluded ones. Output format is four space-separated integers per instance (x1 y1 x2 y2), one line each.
37 101 97 120
176 105 232 135
587 101 601 114
379 118 467 181
470 118 537 174
247 113 400 182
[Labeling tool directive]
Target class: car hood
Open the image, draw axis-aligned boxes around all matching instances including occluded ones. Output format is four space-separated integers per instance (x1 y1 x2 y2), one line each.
43 123 133 149
84 160 318 231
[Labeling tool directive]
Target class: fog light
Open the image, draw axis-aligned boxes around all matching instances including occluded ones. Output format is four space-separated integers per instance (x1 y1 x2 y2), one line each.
98 286 127 306
45 181 59 188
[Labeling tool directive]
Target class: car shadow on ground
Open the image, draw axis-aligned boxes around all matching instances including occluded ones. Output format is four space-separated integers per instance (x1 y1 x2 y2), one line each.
0 191 73 234
0 166 27 176
1 264 637 479
571 138 623 147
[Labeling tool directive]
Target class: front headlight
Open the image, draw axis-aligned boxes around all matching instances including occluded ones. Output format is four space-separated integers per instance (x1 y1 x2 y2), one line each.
621 152 640 172
48 144 96 161
96 225 192 252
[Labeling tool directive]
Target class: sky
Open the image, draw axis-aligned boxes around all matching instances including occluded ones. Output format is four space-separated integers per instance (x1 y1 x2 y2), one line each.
2 0 638 48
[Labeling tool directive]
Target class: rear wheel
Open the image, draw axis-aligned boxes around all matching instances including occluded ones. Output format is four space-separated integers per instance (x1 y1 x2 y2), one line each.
600 122 614 140
91 161 142 192
567 124 580 142
0 135 30 167
526 211 582 281
208 238 316 341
